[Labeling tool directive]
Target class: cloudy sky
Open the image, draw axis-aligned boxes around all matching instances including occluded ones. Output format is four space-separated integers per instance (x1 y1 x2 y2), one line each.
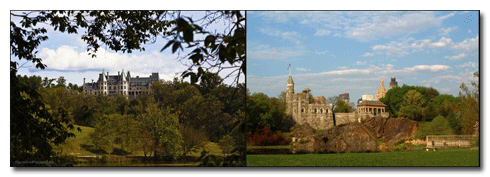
11 11 244 87
247 11 479 105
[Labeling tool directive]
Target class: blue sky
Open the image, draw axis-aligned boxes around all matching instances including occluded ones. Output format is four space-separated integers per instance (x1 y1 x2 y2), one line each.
11 11 244 86
247 11 479 106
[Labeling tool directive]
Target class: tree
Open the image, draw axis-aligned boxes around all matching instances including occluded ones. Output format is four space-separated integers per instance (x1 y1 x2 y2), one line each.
416 115 454 139
333 99 352 113
10 74 76 166
399 90 425 121
218 135 235 156
247 93 291 134
277 91 287 104
457 71 479 134
89 114 123 157
137 103 181 158
326 96 339 110
178 124 208 157
56 76 66 88
380 85 434 117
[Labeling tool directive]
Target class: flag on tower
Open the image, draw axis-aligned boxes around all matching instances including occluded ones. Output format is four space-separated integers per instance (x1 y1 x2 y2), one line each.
287 64 291 70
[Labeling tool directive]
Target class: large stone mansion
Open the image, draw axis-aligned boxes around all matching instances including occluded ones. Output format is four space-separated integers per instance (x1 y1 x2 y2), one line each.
83 69 159 99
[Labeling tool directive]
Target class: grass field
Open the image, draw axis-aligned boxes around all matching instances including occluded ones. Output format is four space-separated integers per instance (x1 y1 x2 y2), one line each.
247 148 479 166
53 125 96 156
54 125 223 157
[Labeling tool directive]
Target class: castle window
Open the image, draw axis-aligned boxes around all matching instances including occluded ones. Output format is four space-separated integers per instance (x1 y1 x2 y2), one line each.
124 86 126 89
301 108 304 113
320 109 323 114
314 108 317 113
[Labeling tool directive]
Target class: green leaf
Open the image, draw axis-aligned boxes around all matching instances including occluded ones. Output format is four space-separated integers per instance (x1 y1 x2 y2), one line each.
183 29 193 43
160 40 174 52
204 35 215 47
172 41 181 53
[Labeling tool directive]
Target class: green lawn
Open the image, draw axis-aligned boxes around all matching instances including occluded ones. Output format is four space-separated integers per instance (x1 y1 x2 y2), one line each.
247 148 479 166
189 142 224 156
53 125 96 156
54 125 223 157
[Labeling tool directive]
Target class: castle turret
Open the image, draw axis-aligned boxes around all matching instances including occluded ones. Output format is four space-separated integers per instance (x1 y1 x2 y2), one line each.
286 75 294 115
375 78 386 101
101 70 107 95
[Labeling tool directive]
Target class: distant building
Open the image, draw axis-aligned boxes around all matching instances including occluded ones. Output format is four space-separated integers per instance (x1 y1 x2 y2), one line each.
339 93 349 104
361 94 374 101
375 78 387 101
83 69 159 99
357 100 387 115
358 93 386 115
389 77 398 90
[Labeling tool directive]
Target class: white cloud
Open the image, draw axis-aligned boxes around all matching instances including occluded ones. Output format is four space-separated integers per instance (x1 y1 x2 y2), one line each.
468 29 472 34
38 45 186 81
451 36 479 52
391 59 397 62
253 11 454 41
410 65 450 72
429 37 453 48
257 27 302 44
296 67 309 72
248 44 305 60
422 71 476 85
315 29 331 36
444 53 467 61
438 26 458 36
362 53 374 57
338 66 348 69
315 51 327 55
355 61 367 65
438 87 451 92
372 36 477 57
458 62 477 68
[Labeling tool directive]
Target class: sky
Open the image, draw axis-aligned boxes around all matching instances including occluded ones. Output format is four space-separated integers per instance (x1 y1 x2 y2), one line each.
11 11 244 87
247 11 480 106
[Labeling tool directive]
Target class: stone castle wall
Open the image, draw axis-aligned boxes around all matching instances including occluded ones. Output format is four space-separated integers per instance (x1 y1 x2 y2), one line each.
286 75 389 131
296 111 389 130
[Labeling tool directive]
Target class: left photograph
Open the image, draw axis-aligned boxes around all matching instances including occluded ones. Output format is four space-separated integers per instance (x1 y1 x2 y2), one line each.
10 11 245 167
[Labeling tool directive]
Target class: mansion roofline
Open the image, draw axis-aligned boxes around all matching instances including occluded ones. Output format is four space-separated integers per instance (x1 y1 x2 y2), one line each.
83 69 159 99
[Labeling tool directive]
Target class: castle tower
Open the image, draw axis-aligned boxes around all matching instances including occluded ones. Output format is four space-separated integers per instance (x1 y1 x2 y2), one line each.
389 77 398 90
121 69 128 96
375 78 386 101
286 75 294 115
101 70 107 95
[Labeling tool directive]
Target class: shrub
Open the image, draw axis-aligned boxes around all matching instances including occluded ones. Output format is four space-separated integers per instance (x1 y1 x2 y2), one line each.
247 126 289 146
415 115 454 139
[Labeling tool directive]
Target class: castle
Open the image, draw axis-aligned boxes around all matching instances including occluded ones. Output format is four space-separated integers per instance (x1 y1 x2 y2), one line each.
286 75 389 130
83 69 159 99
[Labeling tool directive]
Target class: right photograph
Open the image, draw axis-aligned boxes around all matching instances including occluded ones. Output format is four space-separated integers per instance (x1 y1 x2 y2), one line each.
246 11 480 167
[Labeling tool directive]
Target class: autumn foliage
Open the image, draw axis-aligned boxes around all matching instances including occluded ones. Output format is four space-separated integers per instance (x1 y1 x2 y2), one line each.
247 126 289 146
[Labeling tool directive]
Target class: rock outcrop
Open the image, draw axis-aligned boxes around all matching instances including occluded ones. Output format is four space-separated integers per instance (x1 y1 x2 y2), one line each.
291 117 419 153
362 117 418 145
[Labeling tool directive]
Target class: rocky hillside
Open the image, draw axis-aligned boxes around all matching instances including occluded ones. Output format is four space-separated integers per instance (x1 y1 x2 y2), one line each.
290 117 419 153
